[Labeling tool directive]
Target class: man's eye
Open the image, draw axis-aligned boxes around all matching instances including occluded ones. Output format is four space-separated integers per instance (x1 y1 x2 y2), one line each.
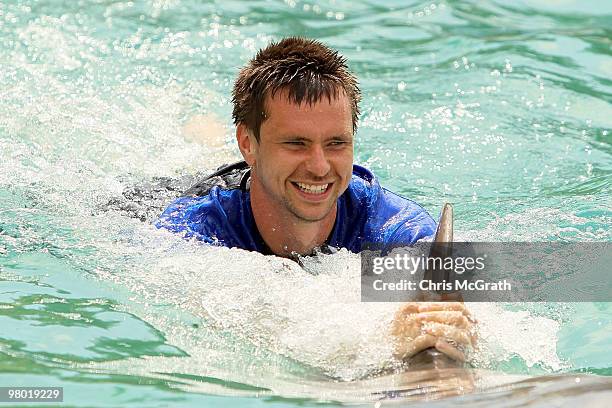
284 141 305 146
329 141 348 147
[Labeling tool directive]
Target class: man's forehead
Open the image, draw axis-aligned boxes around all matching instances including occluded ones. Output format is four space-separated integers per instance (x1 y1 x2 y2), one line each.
261 90 351 129
264 86 349 110
257 87 354 140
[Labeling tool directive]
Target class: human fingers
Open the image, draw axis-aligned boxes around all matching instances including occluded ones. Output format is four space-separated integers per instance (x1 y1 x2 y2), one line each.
392 303 420 335
416 302 473 319
390 319 420 339
435 338 466 362
416 311 471 329
394 334 437 360
422 321 473 347
396 302 420 317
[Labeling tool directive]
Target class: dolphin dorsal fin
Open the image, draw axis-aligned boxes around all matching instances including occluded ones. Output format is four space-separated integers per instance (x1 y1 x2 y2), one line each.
434 203 453 243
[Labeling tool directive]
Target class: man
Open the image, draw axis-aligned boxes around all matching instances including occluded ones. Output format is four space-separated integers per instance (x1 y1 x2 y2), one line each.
157 38 436 257
156 37 475 363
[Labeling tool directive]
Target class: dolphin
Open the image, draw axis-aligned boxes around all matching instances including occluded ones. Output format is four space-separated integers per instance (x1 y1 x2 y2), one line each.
434 203 453 243
409 203 463 370
424 202 454 282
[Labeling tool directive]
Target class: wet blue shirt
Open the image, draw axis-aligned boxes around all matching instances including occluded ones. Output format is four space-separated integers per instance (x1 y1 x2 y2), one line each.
155 165 436 254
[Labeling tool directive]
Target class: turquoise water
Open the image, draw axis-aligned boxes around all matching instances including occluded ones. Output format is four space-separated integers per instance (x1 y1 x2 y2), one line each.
1 0 611 406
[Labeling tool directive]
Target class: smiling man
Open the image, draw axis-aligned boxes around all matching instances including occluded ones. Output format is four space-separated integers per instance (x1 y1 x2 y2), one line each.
156 37 436 257
155 37 475 364
238 87 354 255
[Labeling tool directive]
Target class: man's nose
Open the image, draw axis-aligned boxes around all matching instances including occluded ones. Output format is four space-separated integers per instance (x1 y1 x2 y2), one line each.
305 144 331 177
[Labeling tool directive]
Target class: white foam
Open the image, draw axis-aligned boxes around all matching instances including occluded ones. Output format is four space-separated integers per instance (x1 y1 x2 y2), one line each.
468 303 565 371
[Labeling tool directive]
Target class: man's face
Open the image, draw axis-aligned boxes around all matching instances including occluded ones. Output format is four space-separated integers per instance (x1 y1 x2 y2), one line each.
242 89 354 223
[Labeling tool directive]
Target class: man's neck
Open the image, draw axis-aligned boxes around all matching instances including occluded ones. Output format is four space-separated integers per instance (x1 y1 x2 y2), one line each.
249 188 336 258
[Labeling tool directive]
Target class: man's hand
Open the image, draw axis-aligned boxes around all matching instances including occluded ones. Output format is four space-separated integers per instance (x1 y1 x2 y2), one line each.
391 302 476 362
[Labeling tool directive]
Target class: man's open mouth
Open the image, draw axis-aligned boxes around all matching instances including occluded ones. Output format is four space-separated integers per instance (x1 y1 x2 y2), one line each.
292 182 331 195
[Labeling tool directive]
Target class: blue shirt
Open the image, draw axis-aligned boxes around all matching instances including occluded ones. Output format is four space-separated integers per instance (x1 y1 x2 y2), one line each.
155 165 436 254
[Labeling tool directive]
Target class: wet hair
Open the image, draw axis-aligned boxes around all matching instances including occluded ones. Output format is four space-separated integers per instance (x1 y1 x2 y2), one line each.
232 37 361 141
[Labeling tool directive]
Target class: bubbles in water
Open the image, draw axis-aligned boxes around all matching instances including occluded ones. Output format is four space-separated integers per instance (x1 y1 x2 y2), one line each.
2 0 610 399
504 59 513 73
469 303 565 371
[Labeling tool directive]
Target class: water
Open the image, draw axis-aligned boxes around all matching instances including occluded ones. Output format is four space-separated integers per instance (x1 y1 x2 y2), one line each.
1 0 611 406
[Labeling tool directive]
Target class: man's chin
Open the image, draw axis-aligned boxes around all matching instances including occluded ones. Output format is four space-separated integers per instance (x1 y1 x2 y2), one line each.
289 204 335 223
293 214 330 223
283 187 338 223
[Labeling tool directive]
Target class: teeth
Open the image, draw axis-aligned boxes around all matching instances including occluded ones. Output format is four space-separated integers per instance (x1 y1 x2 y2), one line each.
296 182 328 194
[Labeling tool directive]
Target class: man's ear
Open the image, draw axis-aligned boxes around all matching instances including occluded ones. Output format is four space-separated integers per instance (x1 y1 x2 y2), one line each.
236 123 257 166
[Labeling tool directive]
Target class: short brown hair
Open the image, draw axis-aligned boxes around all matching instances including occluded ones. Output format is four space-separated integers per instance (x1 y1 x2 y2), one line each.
232 37 361 141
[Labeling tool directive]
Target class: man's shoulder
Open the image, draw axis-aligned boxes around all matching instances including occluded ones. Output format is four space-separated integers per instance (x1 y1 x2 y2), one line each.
344 164 379 205
342 165 436 247
158 161 250 227
155 187 243 231
182 161 249 197
346 165 430 215
154 163 253 245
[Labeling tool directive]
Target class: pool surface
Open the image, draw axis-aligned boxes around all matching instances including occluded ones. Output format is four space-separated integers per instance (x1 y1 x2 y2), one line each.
1 0 611 406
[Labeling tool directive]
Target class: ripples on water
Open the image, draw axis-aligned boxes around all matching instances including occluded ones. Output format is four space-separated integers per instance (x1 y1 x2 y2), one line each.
0 0 611 406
